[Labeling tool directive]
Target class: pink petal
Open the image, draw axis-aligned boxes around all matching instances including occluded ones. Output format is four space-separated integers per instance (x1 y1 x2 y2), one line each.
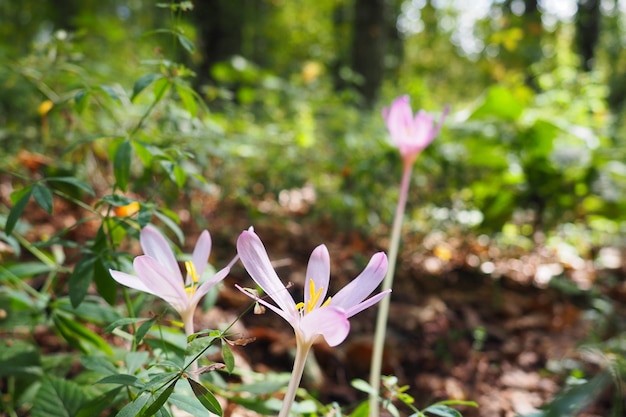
383 95 412 144
344 289 391 318
133 255 188 314
237 230 297 319
140 226 182 281
190 230 212 282
330 252 388 311
304 245 330 309
299 307 350 347
109 269 157 296
190 265 231 306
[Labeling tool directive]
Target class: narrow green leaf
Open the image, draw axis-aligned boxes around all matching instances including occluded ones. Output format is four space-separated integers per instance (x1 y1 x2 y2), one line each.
69 256 96 308
141 380 177 417
177 33 195 53
175 83 198 117
152 77 171 102
5 187 33 235
31 375 87 417
100 194 136 207
116 393 150 417
351 378 378 396
135 316 158 345
422 405 462 417
46 177 95 196
74 89 90 113
99 85 121 102
188 378 222 415
153 210 183 244
104 317 151 334
132 74 162 101
114 140 132 192
221 343 234 374
53 312 113 356
32 184 53 213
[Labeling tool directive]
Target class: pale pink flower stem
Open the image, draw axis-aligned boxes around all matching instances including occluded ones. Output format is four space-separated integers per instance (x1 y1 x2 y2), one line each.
369 161 413 416
279 340 313 417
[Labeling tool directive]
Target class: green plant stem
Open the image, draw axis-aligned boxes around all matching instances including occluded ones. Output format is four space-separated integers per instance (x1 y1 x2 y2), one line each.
279 340 312 417
183 312 198 374
369 161 413 417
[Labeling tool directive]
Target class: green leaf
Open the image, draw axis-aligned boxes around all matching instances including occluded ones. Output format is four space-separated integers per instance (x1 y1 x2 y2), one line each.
74 89 90 113
141 380 177 417
132 74 162 101
349 401 369 417
104 317 151 334
0 262 55 279
176 33 195 53
93 258 117 305
81 355 118 375
32 184 54 213
114 140 132 192
116 393 150 417
175 83 198 117
153 210 183 244
100 194 136 207
31 375 87 417
52 312 113 356
351 378 378 396
152 77 171 102
422 404 462 417
5 187 33 235
97 374 140 387
69 256 96 308
470 86 524 121
46 177 95 196
221 343 234 374
135 316 158 345
0 345 42 378
188 378 222 415
98 85 121 102
76 387 124 417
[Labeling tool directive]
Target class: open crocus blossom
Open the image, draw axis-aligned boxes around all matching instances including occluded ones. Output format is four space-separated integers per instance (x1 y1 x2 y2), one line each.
236 228 390 347
109 225 236 335
382 95 448 166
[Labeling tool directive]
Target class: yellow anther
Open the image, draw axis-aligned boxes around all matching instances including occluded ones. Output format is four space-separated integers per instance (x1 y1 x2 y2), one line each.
185 261 199 284
295 302 305 310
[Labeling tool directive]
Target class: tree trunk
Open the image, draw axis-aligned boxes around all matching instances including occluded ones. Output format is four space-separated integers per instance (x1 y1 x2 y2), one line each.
575 0 601 71
193 0 245 83
350 0 387 107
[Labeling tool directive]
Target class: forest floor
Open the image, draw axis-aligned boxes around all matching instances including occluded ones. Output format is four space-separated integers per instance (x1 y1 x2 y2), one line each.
198 196 625 417
6 184 626 417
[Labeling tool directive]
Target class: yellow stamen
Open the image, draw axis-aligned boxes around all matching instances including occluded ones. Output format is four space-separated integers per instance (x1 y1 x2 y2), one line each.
185 261 199 284
296 279 331 315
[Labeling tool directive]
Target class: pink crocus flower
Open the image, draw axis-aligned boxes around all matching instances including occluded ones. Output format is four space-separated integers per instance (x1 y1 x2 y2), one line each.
236 228 390 417
109 225 236 336
236 229 390 347
382 95 448 166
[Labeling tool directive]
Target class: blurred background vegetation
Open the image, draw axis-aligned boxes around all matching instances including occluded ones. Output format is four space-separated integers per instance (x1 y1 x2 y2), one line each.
1 0 624 245
1 1 626 415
